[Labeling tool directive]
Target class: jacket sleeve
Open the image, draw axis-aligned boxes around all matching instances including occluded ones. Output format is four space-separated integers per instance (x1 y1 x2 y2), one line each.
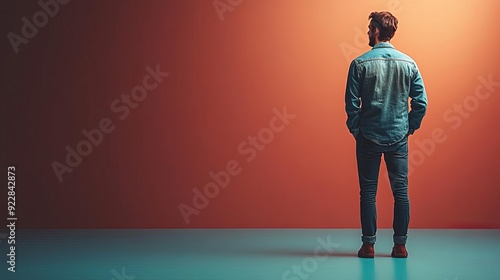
345 60 361 138
408 65 428 134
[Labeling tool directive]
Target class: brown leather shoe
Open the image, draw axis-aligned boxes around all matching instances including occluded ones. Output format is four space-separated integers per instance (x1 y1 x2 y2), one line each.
391 244 408 258
357 243 375 258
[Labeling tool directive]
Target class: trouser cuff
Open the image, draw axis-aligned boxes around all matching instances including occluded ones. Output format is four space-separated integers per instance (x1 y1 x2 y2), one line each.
362 235 376 244
393 235 407 245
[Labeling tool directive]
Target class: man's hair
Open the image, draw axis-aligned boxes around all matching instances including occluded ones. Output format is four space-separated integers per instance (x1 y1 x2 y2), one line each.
369 11 398 41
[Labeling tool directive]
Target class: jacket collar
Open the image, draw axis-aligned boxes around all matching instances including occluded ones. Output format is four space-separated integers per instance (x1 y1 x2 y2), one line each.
372 42 394 49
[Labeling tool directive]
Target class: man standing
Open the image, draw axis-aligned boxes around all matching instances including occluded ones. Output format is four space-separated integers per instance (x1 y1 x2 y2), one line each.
345 11 427 258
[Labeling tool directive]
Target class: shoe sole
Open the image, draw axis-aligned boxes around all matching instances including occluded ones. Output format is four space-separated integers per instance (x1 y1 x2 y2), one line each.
391 253 408 258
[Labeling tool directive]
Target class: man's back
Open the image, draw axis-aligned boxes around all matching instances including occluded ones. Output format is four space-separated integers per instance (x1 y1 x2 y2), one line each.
345 42 427 145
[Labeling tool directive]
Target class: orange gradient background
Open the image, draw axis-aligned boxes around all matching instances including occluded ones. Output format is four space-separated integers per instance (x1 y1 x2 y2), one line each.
2 0 499 228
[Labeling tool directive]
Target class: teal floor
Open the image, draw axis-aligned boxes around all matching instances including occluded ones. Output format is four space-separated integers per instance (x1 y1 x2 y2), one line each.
1 229 499 280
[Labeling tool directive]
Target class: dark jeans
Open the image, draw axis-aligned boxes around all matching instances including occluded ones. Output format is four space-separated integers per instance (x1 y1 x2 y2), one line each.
356 133 409 245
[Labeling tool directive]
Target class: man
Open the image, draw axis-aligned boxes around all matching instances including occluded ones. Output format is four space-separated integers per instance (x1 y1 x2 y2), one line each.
345 11 427 258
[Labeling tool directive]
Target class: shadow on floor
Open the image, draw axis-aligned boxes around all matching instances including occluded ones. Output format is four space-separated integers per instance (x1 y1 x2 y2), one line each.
239 248 392 258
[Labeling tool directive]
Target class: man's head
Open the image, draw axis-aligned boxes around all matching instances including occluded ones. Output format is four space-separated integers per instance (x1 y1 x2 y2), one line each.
368 11 398 47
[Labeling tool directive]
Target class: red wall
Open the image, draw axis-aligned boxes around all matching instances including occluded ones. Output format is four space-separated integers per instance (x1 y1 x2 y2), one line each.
2 0 499 228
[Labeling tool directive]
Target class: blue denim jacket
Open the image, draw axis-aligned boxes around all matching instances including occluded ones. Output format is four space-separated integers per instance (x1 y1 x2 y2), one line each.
345 42 427 145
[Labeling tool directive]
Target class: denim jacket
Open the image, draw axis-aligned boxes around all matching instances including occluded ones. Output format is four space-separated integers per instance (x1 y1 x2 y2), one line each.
345 42 428 145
